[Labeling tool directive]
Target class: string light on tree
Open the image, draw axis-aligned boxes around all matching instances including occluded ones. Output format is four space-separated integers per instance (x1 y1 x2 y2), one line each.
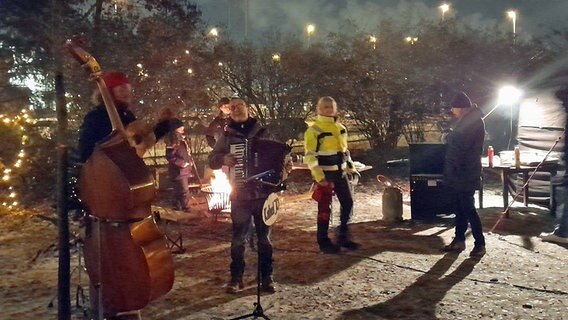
0 109 34 209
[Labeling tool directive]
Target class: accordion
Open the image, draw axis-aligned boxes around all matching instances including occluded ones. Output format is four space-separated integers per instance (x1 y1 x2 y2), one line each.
229 138 291 188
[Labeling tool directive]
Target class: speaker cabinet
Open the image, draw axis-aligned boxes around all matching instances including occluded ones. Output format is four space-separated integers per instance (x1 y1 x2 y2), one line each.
410 174 456 220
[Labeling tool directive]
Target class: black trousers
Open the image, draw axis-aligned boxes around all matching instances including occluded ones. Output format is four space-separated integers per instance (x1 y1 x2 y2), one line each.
171 175 191 210
317 175 353 239
453 191 485 246
230 198 273 280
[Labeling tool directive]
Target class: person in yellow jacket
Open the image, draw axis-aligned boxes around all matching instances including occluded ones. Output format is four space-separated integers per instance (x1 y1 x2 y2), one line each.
304 96 360 253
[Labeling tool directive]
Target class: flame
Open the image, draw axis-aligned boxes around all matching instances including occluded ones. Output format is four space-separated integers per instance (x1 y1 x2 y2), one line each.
208 169 232 210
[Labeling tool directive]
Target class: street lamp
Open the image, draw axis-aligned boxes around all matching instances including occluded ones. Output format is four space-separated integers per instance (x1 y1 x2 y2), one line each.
272 53 281 63
439 3 450 21
405 36 418 45
506 10 517 37
306 24 315 48
209 27 219 39
369 35 377 49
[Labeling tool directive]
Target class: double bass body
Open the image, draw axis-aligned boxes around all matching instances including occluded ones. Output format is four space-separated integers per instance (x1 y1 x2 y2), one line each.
81 132 174 316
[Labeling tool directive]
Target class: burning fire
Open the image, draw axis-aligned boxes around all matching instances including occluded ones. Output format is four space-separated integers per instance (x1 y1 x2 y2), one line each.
208 169 232 210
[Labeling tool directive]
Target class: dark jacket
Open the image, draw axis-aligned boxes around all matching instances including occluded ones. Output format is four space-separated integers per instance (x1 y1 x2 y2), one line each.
154 119 171 142
205 114 231 148
208 118 272 200
78 105 136 162
166 135 195 180
444 107 485 191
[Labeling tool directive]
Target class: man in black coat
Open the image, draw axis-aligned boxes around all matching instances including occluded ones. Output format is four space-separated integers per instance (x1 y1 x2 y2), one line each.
209 98 278 294
443 91 486 257
78 71 136 163
205 97 231 148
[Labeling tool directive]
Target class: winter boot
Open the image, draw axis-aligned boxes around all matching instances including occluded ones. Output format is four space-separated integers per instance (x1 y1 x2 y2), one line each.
469 245 486 257
443 239 466 252
318 237 340 254
226 276 244 294
317 220 340 254
337 235 359 250
261 276 277 293
338 228 359 251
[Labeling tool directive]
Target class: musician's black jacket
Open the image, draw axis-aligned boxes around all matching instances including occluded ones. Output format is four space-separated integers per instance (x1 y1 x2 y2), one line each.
209 117 274 201
205 114 231 148
78 104 136 163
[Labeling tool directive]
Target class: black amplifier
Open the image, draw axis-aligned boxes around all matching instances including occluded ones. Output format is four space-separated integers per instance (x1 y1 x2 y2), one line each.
410 174 456 220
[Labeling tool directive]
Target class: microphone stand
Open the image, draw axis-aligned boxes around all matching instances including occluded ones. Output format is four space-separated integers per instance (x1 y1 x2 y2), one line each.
228 249 271 320
229 173 283 320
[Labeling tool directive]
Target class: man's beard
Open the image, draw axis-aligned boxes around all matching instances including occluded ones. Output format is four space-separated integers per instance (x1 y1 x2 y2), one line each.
232 114 248 122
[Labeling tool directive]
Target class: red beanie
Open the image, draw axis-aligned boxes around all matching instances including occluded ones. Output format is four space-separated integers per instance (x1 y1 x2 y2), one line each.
103 71 130 90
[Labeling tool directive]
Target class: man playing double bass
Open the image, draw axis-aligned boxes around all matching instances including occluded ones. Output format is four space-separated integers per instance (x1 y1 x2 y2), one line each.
78 72 136 163
76 70 173 320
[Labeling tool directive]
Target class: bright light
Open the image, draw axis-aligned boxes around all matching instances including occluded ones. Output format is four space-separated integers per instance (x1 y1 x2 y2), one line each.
306 24 315 35
369 35 377 43
405 36 418 44
209 27 219 37
187 68 193 74
440 4 450 13
507 10 516 19
498 85 522 105
272 53 281 62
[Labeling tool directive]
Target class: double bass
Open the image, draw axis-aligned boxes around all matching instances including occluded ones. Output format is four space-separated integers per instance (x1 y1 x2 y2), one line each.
67 39 174 318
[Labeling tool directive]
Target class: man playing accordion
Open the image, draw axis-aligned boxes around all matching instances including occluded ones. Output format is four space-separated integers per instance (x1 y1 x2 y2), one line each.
209 97 290 294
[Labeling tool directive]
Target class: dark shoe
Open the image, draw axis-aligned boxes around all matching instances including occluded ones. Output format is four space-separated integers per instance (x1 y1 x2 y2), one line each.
338 238 359 251
443 240 466 252
261 276 277 293
469 245 486 257
318 238 340 254
226 278 244 294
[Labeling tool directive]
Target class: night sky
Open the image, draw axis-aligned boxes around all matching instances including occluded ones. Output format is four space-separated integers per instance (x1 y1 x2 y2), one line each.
192 0 568 41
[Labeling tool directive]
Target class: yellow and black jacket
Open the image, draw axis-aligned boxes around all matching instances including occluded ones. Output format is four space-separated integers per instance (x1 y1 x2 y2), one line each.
303 115 356 182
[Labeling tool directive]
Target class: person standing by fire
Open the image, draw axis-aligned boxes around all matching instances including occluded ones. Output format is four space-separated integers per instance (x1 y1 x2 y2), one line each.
205 97 231 148
208 97 278 294
304 96 360 254
165 118 195 212
442 91 486 257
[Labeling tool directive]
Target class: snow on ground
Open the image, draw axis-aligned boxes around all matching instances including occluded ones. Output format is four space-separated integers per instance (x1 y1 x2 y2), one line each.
0 171 566 320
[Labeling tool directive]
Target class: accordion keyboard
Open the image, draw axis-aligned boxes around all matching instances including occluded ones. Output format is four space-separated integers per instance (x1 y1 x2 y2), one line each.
230 141 247 186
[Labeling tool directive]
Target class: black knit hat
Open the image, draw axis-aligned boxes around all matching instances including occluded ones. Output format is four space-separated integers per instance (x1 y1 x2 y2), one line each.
169 118 184 130
218 97 230 106
450 91 472 108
